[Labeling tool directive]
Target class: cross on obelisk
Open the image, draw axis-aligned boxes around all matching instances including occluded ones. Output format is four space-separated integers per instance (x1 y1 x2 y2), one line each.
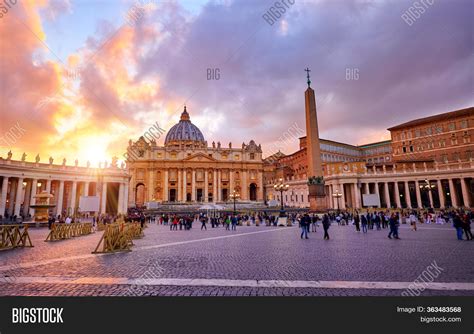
304 67 311 87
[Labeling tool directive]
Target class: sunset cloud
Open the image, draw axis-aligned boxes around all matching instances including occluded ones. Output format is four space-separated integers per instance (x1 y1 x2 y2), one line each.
0 0 472 164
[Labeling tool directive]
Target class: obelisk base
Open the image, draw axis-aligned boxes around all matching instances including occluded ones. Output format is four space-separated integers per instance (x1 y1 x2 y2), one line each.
309 195 328 213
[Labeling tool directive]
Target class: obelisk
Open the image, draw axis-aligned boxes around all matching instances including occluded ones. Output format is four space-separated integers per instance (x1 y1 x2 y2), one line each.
304 68 327 211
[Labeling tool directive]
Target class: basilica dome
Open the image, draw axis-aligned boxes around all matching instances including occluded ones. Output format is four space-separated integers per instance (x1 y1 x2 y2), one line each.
164 106 205 145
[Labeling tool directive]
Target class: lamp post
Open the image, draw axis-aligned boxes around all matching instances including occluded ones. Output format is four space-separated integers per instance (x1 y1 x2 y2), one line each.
419 179 435 208
229 190 240 215
332 189 342 211
274 178 289 218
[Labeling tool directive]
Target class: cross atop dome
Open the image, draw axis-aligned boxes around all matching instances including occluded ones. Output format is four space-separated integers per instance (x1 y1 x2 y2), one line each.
180 105 190 121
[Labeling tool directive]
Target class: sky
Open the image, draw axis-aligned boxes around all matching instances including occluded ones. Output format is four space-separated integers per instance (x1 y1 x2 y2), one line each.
0 0 472 166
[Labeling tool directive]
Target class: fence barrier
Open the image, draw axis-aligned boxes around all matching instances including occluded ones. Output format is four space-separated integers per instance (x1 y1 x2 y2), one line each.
92 222 144 254
0 224 34 250
45 222 94 242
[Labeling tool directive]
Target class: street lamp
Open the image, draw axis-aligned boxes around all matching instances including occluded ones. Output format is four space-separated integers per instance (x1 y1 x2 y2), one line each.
332 189 342 211
273 178 289 217
229 190 240 215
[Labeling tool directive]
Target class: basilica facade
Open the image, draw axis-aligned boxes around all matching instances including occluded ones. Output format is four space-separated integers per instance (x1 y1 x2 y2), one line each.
126 107 264 206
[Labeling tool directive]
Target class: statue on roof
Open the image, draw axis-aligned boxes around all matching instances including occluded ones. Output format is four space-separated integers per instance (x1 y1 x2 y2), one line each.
62 158 66 166
35 154 40 163
21 152 27 161
7 150 12 160
49 156 54 165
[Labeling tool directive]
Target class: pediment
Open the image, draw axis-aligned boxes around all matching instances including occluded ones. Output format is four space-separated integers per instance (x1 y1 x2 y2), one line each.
182 152 217 162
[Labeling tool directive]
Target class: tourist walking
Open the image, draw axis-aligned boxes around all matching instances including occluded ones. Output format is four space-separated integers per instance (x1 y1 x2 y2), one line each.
322 214 330 240
361 214 368 233
231 215 238 230
462 214 473 240
388 213 399 239
300 214 309 239
200 216 207 230
354 213 360 232
453 214 464 240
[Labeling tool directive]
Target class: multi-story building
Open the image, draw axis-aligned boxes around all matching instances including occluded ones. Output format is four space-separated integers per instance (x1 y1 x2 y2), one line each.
126 107 264 206
389 107 473 163
265 105 473 210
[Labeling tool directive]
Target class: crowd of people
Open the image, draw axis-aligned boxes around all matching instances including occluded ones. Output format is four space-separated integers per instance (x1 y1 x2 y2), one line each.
294 209 473 241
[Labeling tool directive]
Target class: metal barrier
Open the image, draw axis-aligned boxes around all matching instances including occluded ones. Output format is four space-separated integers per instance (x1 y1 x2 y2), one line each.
0 224 34 250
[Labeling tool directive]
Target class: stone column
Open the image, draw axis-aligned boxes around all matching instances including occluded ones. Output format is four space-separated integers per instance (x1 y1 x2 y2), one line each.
364 182 369 194
217 170 222 202
374 182 380 208
213 170 217 202
242 170 248 200
148 169 154 202
437 179 445 209
177 169 182 202
415 180 422 208
55 181 64 217
123 183 129 212
404 181 412 208
129 172 136 206
14 177 24 217
257 171 263 201
163 170 169 202
229 169 234 192
340 183 346 209
204 169 209 202
70 181 77 215
328 183 333 209
46 180 52 196
191 170 196 201
428 187 434 208
84 182 90 197
28 179 38 217
100 182 107 214
384 182 391 208
8 179 17 216
182 169 187 202
0 177 9 217
394 182 401 208
460 178 470 208
117 183 124 214
448 179 458 208
22 180 32 217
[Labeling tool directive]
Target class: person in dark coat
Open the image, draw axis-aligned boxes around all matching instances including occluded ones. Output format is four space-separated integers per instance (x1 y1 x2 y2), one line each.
300 214 309 239
354 213 360 232
322 214 330 240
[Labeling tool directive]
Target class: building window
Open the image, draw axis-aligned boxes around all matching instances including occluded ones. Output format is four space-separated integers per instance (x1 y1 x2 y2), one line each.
435 125 443 133
463 135 471 144
441 154 448 162
235 155 240 160
250 153 255 160
448 122 456 131
439 140 446 147
415 129 421 137
460 120 468 129
402 147 407 153
425 127 432 135
301 194 304 202
452 152 460 161
409 146 414 152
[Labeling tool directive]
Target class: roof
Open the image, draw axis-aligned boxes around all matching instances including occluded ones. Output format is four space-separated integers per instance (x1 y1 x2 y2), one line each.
357 140 392 148
387 107 474 131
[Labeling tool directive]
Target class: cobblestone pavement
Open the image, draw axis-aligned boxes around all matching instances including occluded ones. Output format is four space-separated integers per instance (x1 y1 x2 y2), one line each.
0 223 472 296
